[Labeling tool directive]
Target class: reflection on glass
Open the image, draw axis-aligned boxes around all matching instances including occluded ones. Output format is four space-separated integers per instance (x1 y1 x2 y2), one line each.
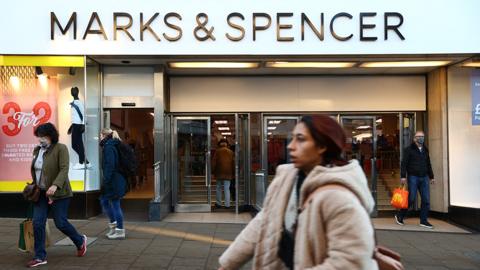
266 119 297 183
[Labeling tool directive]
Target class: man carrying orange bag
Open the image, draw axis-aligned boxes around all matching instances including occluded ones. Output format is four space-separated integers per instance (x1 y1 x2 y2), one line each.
391 186 409 209
394 131 435 229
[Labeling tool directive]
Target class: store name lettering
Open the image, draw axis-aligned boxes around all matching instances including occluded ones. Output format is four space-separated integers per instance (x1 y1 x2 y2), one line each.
50 11 405 42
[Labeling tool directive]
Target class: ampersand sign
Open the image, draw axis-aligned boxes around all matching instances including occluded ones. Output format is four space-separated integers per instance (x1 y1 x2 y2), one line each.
194 13 216 41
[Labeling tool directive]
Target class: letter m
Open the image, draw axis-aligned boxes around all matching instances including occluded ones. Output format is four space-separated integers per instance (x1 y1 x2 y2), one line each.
51 12 77 40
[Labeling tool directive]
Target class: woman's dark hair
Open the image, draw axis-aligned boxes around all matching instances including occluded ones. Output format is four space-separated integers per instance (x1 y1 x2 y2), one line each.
34 122 59 144
300 115 348 166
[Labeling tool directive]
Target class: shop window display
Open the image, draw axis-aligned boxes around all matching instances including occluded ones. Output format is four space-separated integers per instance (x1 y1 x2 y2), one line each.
0 60 98 192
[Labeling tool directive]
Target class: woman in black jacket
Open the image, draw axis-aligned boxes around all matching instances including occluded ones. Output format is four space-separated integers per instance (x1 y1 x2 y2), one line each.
99 128 127 239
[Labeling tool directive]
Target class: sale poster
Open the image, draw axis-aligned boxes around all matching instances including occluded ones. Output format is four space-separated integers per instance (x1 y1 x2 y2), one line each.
0 77 58 190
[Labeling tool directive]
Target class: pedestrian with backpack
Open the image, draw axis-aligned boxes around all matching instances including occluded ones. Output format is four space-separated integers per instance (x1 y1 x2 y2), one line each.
99 128 127 240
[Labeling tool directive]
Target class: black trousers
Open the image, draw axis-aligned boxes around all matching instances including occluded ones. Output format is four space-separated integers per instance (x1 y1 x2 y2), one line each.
71 124 85 164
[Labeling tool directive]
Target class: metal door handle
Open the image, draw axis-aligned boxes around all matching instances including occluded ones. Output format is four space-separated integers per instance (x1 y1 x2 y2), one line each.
205 151 210 187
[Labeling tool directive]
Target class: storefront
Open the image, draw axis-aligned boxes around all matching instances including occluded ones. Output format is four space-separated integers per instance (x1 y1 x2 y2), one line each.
1 0 480 230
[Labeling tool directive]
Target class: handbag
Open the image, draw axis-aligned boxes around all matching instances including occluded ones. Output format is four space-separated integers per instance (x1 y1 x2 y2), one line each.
22 182 40 203
391 186 409 209
303 184 404 270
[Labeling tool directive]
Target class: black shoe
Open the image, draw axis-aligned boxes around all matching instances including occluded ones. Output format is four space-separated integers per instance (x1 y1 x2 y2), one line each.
394 215 404 226
420 221 434 229
214 203 223 209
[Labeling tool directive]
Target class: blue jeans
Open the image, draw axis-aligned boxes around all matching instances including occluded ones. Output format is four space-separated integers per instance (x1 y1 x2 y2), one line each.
216 180 231 208
398 175 430 223
33 191 83 260
100 197 124 229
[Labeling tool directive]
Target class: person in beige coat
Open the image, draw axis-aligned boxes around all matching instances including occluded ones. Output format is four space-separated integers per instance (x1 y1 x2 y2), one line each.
219 115 378 270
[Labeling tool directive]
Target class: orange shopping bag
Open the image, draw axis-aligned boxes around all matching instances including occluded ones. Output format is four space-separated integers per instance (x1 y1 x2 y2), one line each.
391 186 409 209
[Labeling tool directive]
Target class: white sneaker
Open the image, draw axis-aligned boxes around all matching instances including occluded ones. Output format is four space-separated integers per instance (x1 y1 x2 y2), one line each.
107 228 125 240
105 222 116 237
85 163 93 169
72 163 85 170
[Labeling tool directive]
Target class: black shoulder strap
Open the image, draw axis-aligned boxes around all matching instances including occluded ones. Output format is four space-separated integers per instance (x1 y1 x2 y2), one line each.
70 102 83 122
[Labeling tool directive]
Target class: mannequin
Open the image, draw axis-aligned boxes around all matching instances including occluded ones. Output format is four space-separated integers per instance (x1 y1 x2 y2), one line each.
68 87 91 169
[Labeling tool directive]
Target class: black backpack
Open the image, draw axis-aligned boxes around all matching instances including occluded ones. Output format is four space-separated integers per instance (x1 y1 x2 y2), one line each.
115 142 138 191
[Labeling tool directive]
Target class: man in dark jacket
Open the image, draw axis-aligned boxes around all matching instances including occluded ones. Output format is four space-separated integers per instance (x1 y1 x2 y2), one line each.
395 131 435 229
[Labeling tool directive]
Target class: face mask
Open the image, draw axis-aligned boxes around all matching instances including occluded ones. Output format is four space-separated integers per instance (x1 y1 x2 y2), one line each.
38 138 49 149
417 137 425 144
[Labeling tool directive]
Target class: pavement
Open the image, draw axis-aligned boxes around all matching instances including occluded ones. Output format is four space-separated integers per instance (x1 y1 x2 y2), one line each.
0 216 479 270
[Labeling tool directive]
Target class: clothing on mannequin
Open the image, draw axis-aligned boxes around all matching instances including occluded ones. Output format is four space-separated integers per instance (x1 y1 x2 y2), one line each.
68 87 90 170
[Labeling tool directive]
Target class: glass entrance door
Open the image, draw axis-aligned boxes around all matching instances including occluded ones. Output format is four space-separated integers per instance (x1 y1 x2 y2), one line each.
253 116 299 208
174 117 211 212
341 116 378 216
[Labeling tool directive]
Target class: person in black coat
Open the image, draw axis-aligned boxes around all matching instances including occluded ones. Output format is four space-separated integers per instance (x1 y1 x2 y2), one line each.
99 128 127 239
395 131 436 229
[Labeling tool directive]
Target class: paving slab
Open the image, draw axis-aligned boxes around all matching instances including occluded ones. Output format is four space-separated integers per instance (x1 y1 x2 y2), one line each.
0 216 479 269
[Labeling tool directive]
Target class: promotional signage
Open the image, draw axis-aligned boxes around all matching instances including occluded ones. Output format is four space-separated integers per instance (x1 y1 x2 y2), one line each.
0 72 57 190
472 70 480 125
1 0 480 55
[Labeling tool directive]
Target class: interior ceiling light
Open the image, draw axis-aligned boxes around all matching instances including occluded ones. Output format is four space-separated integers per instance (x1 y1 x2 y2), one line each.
169 62 259 69
215 120 228 125
218 127 230 131
462 62 480 67
267 126 277 130
221 132 232 136
266 62 356 68
268 120 282 125
356 125 372 130
360 61 451 68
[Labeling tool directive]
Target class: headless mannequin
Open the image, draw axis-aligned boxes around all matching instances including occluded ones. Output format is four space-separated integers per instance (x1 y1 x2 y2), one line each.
69 87 89 168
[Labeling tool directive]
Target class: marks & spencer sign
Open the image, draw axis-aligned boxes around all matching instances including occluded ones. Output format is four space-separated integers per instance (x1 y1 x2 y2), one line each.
50 12 406 43
1 0 480 55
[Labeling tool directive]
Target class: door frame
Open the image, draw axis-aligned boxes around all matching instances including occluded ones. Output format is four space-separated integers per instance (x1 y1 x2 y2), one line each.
254 116 300 210
340 115 378 216
234 113 251 214
173 116 212 212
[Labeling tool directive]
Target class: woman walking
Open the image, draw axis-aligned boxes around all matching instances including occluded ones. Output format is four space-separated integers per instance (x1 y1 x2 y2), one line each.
219 115 378 270
27 123 87 268
99 128 127 239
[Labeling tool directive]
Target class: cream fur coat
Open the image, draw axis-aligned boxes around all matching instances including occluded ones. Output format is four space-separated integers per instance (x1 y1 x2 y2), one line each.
219 160 378 270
